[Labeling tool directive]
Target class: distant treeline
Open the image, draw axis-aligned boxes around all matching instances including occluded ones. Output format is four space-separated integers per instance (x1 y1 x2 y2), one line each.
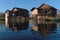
0 13 5 21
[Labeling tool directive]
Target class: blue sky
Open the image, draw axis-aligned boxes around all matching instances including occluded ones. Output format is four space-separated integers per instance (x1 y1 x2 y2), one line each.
0 0 60 12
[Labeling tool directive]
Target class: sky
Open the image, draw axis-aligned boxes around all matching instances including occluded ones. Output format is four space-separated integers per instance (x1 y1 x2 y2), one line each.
0 0 60 12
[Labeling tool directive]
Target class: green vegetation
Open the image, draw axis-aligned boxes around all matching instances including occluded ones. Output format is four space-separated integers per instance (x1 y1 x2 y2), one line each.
0 19 5 21
0 17 5 21
45 17 55 21
45 17 60 22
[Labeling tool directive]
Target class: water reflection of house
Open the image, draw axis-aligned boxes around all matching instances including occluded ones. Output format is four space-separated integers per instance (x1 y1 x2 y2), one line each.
30 3 57 19
38 22 57 36
5 7 29 29
31 20 57 36
6 20 29 32
12 21 29 32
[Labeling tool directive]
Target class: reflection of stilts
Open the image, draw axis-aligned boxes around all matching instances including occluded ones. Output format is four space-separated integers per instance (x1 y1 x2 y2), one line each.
12 23 17 32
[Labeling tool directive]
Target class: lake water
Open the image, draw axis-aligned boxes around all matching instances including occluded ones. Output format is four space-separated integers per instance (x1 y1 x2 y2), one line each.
0 20 60 40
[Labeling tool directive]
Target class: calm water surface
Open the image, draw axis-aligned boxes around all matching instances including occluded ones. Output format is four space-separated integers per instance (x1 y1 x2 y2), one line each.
0 20 60 40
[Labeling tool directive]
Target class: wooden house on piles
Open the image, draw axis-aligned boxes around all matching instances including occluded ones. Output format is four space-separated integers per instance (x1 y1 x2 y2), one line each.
30 3 57 19
5 7 29 28
38 3 57 18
